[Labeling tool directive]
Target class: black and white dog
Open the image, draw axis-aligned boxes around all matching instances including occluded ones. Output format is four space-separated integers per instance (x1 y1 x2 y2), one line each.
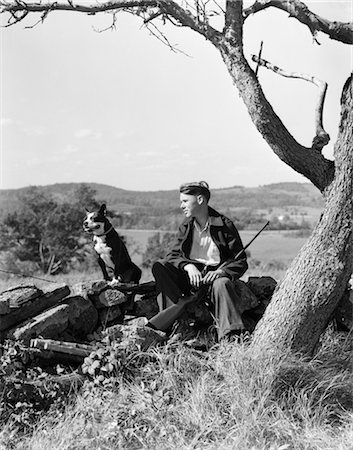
83 204 141 286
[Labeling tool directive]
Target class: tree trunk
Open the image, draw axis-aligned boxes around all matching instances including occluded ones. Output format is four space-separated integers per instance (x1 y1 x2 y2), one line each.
251 75 353 356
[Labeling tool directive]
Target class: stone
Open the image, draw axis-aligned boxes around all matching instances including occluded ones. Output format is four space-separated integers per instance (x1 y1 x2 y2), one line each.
0 285 43 315
99 305 123 326
5 304 71 343
93 289 128 309
134 294 159 319
61 296 98 338
0 285 70 332
246 276 277 307
70 280 108 300
103 323 166 351
237 280 260 312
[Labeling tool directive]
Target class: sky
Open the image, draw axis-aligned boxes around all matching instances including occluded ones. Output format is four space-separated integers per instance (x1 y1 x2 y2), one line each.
0 1 352 191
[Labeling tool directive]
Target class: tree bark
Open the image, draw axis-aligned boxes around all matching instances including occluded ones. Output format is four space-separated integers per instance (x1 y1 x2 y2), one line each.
251 74 353 356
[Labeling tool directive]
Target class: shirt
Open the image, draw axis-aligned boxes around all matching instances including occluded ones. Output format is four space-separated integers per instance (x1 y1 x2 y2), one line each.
189 220 221 266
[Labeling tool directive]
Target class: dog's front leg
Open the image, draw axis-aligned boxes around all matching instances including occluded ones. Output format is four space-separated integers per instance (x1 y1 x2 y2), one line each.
98 257 110 281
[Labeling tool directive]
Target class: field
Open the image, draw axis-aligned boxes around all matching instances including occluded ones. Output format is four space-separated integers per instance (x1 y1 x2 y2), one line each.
122 229 307 263
0 230 307 291
122 229 308 281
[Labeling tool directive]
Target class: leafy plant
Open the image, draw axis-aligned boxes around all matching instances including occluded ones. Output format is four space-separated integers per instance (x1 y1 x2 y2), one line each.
0 184 100 275
0 341 71 430
81 343 136 385
141 232 176 268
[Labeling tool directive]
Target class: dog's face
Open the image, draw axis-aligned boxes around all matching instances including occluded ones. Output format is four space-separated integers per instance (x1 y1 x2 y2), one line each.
83 204 109 235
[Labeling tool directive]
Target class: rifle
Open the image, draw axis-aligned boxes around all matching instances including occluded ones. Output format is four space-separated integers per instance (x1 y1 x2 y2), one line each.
147 221 270 332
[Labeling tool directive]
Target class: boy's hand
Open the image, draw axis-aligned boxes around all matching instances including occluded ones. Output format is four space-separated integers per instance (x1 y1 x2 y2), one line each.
202 269 225 285
184 264 203 288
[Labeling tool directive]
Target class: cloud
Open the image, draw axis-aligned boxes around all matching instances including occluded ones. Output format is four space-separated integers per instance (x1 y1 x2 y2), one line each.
74 128 101 139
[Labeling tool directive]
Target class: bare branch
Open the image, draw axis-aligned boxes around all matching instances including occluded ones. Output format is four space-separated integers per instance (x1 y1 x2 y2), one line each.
0 0 222 43
92 11 118 33
252 54 330 151
244 0 353 45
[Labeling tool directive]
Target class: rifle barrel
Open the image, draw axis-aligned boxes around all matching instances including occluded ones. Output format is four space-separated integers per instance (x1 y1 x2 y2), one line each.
234 220 270 260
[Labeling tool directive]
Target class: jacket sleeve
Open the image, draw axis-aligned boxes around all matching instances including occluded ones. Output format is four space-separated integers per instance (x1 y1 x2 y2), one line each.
164 224 193 270
220 219 248 279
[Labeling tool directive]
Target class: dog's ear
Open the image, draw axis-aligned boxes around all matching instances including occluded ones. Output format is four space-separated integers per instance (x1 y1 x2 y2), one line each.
99 204 107 216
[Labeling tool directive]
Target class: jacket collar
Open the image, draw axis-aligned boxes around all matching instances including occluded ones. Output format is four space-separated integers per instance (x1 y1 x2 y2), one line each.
182 206 223 227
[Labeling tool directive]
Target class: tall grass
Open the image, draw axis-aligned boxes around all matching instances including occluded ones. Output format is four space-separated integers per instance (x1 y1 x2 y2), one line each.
1 328 352 450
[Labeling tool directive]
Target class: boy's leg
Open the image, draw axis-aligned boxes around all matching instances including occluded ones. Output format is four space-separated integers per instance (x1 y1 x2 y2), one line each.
210 277 245 341
152 261 191 312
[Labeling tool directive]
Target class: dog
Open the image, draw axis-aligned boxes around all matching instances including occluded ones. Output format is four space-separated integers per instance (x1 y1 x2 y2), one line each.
83 204 141 286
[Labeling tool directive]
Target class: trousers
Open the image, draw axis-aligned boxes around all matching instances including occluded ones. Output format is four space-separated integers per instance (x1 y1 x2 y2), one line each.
152 261 245 340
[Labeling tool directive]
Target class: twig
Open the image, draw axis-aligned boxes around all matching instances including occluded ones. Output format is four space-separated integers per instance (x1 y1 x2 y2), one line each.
251 54 330 151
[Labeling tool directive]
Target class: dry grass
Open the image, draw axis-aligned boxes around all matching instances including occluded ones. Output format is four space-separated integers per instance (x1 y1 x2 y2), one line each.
1 328 352 450
1 272 352 449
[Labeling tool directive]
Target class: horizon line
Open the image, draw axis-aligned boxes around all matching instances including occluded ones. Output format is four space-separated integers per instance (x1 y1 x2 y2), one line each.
0 180 312 193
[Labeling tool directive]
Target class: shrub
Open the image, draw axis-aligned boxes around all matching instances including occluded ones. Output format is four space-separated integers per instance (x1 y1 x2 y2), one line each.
141 232 176 268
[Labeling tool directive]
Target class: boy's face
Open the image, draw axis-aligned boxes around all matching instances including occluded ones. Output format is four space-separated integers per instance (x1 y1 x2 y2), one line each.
180 193 203 218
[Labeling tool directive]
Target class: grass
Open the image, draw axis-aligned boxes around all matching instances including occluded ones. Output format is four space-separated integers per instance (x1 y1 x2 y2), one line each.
1 327 352 450
1 267 351 449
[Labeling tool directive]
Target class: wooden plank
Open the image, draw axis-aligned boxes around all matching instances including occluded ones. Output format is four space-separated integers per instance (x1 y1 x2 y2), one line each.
30 338 96 357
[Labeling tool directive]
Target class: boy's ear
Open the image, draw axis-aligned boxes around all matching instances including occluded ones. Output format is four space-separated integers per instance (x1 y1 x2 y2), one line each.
197 195 204 205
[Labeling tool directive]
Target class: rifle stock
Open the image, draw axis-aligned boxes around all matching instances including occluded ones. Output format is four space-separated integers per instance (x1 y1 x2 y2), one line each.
148 286 208 331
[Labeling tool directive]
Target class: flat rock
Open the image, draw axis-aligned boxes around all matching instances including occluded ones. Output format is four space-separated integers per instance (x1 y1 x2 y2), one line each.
70 280 108 300
6 303 71 343
94 289 128 309
0 285 70 332
61 296 98 338
0 285 43 315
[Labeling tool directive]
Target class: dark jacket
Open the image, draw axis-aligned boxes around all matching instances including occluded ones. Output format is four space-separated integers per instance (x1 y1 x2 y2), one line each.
166 206 248 280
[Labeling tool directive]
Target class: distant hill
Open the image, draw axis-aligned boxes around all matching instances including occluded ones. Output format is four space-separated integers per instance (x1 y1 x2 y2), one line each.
0 182 324 228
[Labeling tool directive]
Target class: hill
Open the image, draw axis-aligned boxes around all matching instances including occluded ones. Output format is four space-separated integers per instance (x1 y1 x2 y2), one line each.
0 182 324 229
